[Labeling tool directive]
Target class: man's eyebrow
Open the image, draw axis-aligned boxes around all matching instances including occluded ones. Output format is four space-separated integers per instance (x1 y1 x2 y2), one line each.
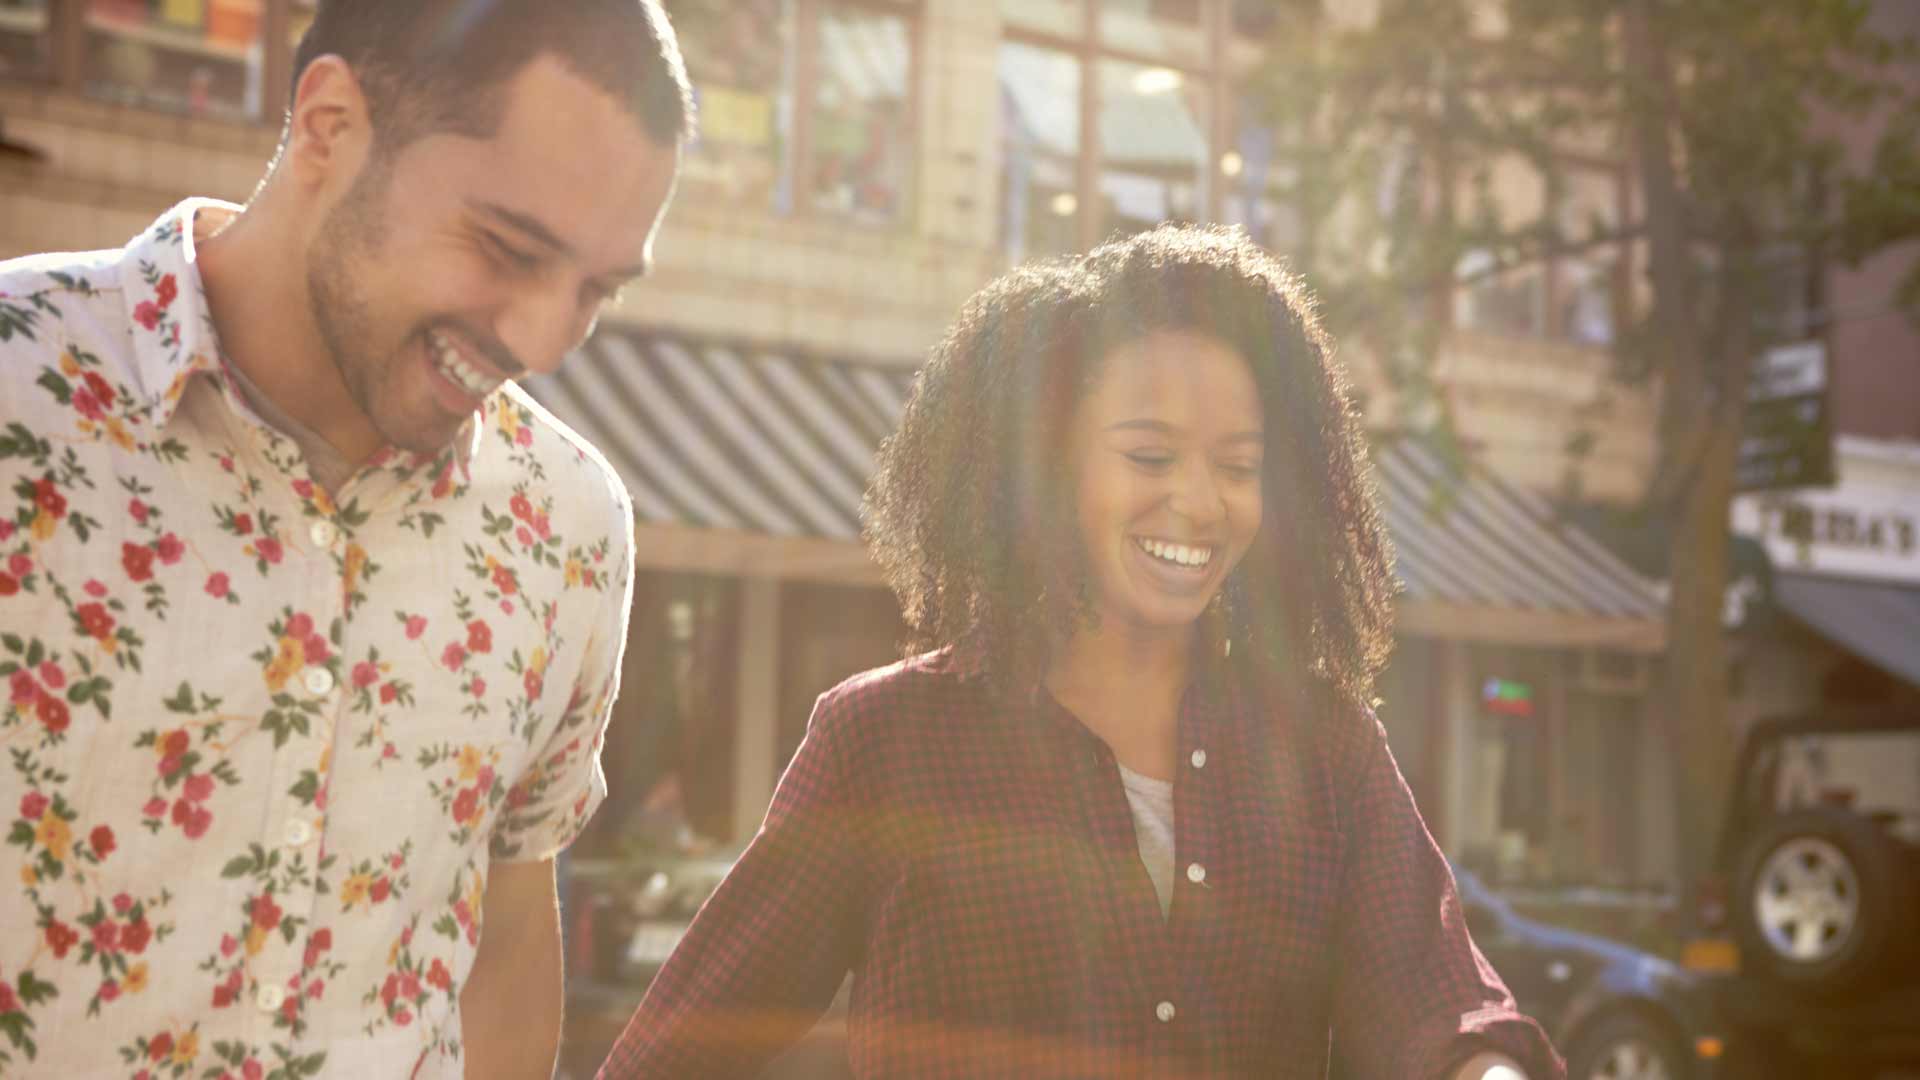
1105 419 1265 444
473 201 651 280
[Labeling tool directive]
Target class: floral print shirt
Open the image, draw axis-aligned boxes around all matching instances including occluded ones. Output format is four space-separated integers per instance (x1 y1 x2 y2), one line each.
0 201 635 1078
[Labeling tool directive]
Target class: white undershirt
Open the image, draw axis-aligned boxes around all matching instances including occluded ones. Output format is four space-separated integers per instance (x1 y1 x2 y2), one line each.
1116 763 1177 919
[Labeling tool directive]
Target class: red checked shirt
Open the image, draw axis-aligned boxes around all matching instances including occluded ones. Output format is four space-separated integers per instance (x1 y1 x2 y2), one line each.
0 202 634 1078
601 649 1564 1079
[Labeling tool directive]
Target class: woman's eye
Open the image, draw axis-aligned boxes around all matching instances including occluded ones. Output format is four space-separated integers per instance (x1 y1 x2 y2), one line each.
1222 462 1262 481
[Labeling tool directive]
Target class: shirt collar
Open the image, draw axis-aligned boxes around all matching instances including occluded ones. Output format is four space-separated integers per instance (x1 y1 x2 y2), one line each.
121 199 485 483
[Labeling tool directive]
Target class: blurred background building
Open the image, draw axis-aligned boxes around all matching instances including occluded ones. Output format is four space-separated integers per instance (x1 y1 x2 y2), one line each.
0 0 1913 910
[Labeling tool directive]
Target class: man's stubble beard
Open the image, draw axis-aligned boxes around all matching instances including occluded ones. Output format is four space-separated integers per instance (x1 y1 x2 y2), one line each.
304 155 413 454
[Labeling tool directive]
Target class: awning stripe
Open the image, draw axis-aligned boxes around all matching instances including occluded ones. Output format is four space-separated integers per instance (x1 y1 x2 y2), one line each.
528 327 1664 624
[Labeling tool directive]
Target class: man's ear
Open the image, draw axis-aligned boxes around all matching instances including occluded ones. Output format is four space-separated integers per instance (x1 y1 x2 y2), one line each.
281 55 373 193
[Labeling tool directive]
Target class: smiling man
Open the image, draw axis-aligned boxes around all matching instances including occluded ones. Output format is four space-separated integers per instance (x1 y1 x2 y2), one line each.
0 2 688 1076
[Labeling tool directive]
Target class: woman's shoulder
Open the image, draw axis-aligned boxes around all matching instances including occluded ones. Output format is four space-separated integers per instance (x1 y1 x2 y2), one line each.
807 646 991 745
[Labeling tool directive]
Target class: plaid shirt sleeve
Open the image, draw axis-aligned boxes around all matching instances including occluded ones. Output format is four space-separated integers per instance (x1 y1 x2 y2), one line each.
598 683 870 1078
1328 710 1567 1080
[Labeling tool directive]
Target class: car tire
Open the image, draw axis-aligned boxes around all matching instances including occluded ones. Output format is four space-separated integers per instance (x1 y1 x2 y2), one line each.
1730 808 1914 996
1564 1011 1688 1080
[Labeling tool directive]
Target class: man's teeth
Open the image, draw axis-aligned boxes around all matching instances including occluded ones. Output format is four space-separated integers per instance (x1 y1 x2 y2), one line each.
429 331 499 397
1136 538 1213 568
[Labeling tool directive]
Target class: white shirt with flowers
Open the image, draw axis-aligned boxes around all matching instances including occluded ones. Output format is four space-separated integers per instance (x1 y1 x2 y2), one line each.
0 201 634 1078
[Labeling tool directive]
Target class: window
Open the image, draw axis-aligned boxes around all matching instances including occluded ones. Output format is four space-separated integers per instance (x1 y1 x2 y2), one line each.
996 0 1241 258
0 0 50 80
84 0 265 120
675 0 918 227
1553 166 1625 345
1456 249 1547 338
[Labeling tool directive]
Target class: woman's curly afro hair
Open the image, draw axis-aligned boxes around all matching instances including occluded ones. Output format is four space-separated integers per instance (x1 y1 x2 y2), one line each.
863 224 1397 714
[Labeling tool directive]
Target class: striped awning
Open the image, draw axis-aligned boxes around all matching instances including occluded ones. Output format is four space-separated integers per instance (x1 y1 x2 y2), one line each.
526 327 1663 629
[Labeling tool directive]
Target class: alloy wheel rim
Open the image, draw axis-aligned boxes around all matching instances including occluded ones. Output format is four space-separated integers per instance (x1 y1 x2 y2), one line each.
1753 837 1859 963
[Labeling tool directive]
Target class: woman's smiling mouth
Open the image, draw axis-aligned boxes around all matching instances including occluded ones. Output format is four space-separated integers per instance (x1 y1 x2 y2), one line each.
1133 536 1215 570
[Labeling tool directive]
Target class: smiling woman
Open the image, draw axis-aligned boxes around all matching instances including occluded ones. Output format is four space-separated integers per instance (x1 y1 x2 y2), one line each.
597 225 1567 1079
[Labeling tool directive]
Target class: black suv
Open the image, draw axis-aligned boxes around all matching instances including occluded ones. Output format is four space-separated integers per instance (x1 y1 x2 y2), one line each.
1687 709 1920 1074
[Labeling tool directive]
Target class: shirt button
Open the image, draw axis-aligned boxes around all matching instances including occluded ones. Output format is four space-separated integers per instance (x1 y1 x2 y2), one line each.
1155 1000 1177 1023
284 819 314 848
303 668 335 696
256 985 286 1012
1190 749 1208 769
1187 863 1207 884
309 520 338 548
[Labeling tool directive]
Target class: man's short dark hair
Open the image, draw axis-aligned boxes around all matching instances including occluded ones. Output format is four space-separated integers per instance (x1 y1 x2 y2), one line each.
291 0 695 151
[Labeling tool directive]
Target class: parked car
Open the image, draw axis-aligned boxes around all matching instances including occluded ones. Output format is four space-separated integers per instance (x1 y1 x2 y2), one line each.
1448 866 1727 1080
1682 708 1920 1074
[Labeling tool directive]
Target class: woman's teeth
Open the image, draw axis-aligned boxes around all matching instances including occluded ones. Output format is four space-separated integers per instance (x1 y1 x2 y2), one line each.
429 331 499 397
1136 537 1213 568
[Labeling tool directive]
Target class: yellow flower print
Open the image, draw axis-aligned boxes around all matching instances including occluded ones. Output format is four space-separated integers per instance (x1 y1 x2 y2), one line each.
124 962 149 993
456 745 487 783
497 397 521 442
530 646 549 677
245 924 268 957
172 1030 199 1065
20 863 38 886
59 352 80 377
105 417 135 451
343 543 368 596
340 872 374 909
563 559 585 588
30 508 57 542
263 636 303 692
35 814 71 863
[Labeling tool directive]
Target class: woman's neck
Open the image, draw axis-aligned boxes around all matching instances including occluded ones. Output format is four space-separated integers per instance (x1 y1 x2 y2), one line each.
1045 622 1193 780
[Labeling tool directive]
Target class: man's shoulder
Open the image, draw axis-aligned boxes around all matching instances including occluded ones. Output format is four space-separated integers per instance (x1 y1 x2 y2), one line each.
0 246 129 322
483 382 634 535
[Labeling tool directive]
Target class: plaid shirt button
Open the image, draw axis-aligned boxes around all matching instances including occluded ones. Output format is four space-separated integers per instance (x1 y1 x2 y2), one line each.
1155 1001 1177 1023
1186 863 1207 884
1190 748 1207 769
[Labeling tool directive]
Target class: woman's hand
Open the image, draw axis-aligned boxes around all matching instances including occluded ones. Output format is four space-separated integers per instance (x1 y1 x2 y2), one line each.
1451 1049 1531 1080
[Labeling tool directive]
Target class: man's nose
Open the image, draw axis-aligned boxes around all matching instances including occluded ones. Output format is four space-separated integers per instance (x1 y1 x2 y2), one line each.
495 287 594 378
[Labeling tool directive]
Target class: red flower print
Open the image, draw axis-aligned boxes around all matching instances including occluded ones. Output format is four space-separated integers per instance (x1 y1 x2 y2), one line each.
84 371 115 408
122 918 151 954
306 978 324 1000
291 479 313 500
205 572 231 599
162 729 190 758
0 521 12 540
500 600 515 615
509 494 534 521
244 1060 263 1080
36 695 69 733
257 536 284 564
370 877 391 903
285 613 314 639
220 935 238 958
352 661 379 689
83 579 107 598
46 920 78 958
394 1006 413 1027
113 893 133 913
9 670 36 704
0 982 17 1015
0 574 17 597
142 797 166 818
379 682 398 705
132 301 161 332
475 766 495 791
36 660 63 689
380 973 398 1007
148 1031 173 1060
155 273 178 309
451 787 479 824
491 564 518 595
250 893 283 932
34 476 65 518
231 512 253 536
18 791 48 820
399 972 421 1000
8 553 31 578
183 773 215 803
90 824 115 858
506 783 530 809
99 979 120 1002
404 614 427 639
127 498 148 524
73 388 104 420
280 996 299 1023
301 634 330 665
427 958 451 991
534 513 552 541
470 676 486 699
523 669 544 701
156 533 185 565
312 928 331 950
515 526 533 546
77 602 114 640
91 919 120 952
121 542 155 582
441 643 467 671
182 804 212 839
516 426 534 448
466 620 492 654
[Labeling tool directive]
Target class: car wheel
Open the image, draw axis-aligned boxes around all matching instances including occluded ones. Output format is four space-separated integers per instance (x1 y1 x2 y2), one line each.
1731 808 1913 995
1564 1011 1687 1080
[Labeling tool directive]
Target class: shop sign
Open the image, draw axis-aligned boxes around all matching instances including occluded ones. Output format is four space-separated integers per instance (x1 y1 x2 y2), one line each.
1733 485 1920 586
1480 677 1536 718
1736 342 1835 492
